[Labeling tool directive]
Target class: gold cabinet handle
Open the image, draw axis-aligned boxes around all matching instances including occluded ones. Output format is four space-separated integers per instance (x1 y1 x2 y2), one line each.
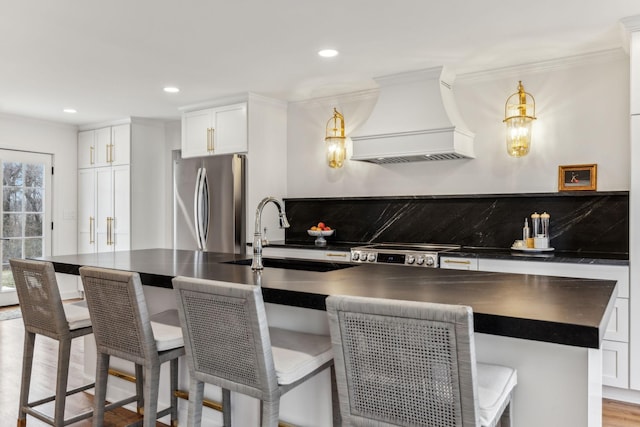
206 128 215 153
90 146 94 165
106 217 114 245
443 259 471 265
108 143 114 163
326 253 347 258
89 217 94 244
210 128 214 152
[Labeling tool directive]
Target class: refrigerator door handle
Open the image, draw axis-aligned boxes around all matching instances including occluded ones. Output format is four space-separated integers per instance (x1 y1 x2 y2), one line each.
200 168 210 247
194 167 204 250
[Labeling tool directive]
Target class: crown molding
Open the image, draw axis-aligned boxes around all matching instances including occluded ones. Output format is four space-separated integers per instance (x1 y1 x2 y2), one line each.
456 48 628 84
0 111 78 130
77 117 132 131
621 15 640 32
289 88 379 109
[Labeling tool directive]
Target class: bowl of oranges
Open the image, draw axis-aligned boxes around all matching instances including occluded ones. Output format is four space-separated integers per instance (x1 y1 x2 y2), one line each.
308 222 334 245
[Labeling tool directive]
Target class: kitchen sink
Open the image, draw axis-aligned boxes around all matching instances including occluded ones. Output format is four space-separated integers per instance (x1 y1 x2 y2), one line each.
224 257 357 272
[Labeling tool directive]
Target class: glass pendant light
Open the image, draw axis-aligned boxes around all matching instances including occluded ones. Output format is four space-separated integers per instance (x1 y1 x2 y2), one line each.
504 81 536 157
325 108 346 168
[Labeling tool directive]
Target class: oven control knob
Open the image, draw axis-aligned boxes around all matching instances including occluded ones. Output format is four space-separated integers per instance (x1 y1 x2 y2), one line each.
406 255 415 264
425 256 435 267
416 256 425 265
367 253 376 262
351 251 360 261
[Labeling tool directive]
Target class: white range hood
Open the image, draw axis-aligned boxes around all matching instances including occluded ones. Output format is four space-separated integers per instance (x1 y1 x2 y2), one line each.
350 66 475 164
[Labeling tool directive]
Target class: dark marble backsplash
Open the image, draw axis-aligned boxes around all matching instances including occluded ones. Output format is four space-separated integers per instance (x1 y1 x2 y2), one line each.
284 192 629 254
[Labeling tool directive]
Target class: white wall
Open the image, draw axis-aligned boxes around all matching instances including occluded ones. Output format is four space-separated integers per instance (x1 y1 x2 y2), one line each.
0 113 78 256
286 49 630 197
245 94 288 244
163 119 182 248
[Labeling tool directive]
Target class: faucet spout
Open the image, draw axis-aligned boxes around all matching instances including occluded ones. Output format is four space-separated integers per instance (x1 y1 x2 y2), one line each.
251 197 290 271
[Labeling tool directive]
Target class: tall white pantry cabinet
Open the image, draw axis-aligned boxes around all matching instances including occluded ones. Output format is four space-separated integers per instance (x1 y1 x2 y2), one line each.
77 119 165 254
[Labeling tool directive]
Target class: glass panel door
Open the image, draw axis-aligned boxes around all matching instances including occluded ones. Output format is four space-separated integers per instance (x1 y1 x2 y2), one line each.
0 150 52 306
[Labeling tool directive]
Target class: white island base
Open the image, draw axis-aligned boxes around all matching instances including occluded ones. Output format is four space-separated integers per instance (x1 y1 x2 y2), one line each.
82 286 603 427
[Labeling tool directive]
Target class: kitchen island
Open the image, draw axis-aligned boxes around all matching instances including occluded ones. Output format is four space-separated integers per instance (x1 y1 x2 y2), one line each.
42 248 617 427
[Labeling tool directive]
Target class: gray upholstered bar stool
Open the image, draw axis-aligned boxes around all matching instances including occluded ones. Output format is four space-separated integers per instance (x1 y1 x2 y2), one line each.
172 276 338 427
79 266 185 427
9 258 95 427
326 295 518 427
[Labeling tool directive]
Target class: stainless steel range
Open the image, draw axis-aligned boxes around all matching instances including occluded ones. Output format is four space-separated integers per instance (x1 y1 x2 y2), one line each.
350 243 460 268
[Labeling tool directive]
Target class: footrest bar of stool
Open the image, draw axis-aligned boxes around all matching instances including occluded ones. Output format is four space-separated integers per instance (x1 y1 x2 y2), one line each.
103 395 139 413
58 408 93 426
173 389 296 427
108 367 137 383
22 407 53 425
23 406 92 426
26 382 95 408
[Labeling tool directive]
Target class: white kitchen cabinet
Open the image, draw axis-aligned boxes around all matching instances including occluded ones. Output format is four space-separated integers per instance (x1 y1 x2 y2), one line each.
181 102 248 158
262 246 351 262
96 165 130 252
77 168 96 253
78 127 108 168
78 119 165 255
603 340 630 389
78 130 95 169
109 124 131 166
440 256 478 270
607 298 630 343
477 257 629 389
78 125 130 168
78 165 130 254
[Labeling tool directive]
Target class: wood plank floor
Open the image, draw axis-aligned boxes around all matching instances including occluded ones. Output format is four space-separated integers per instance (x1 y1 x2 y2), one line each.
2 305 640 426
0 306 167 426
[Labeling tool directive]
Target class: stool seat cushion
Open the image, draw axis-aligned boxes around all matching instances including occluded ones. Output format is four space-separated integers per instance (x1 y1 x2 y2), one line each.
63 300 92 330
269 327 333 385
477 362 518 426
150 309 184 351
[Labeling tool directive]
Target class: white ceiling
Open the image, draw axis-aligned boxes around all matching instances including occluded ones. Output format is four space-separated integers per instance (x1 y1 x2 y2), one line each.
2 1 640 126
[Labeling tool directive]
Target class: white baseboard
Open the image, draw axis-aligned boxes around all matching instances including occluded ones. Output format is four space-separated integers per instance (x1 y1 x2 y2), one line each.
604 386 640 404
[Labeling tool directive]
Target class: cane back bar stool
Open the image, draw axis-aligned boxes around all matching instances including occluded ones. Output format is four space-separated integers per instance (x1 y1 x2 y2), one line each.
79 266 185 427
9 258 94 427
326 295 517 427
172 276 338 427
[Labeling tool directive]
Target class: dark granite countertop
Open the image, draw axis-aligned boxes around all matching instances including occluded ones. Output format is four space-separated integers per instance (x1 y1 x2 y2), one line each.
41 248 617 349
444 247 629 265
261 241 629 266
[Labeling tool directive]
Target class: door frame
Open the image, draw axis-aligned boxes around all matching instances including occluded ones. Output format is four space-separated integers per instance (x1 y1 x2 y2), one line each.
0 149 53 306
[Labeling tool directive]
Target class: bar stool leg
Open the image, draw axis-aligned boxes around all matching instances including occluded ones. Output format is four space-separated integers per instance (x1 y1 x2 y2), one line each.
260 400 280 427
330 365 341 426
93 353 110 427
17 332 35 427
222 388 231 427
188 378 204 427
135 364 144 415
53 336 72 427
142 364 160 427
170 358 178 427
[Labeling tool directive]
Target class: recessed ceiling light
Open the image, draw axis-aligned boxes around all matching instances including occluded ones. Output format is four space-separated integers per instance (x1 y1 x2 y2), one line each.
63 108 77 114
163 86 180 93
318 49 339 58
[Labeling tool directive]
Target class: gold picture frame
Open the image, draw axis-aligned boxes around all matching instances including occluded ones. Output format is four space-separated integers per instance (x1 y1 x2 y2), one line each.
558 164 597 191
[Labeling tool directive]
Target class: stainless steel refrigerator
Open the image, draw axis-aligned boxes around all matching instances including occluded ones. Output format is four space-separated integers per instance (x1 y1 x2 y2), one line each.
172 150 245 253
